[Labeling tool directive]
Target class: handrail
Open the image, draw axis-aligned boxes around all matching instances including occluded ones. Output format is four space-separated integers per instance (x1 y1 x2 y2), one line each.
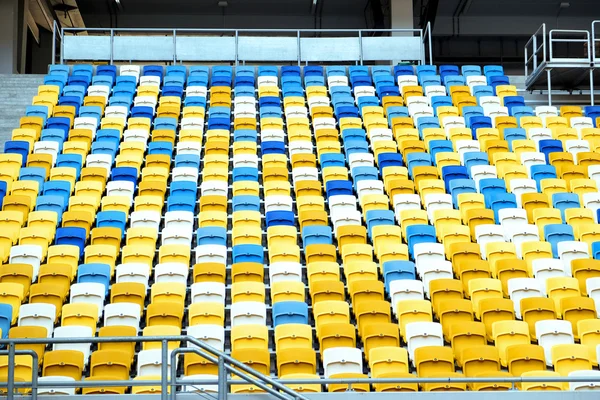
548 29 591 62
593 20 600 63
51 19 63 65
524 23 547 80
423 21 433 65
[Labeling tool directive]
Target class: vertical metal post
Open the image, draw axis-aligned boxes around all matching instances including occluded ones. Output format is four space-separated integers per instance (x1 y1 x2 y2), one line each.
547 69 553 106
59 28 64 64
532 35 537 71
234 30 239 66
297 30 301 66
31 354 39 400
110 29 114 64
7 343 14 400
161 340 168 400
173 29 177 64
358 30 363 66
51 21 56 65
591 68 595 106
217 356 227 400
170 352 178 400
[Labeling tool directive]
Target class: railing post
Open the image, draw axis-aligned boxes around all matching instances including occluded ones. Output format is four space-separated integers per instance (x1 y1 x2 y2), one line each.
358 30 363 66
161 340 169 400
60 27 64 64
547 68 553 106
173 29 177 64
51 21 56 65
7 343 14 400
297 30 301 66
591 68 595 106
218 356 227 400
110 29 115 64
532 35 537 71
234 30 239 66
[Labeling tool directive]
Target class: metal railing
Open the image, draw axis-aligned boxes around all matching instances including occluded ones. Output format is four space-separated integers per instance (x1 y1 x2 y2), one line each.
524 23 547 80
593 20 600 64
51 20 62 66
51 26 433 66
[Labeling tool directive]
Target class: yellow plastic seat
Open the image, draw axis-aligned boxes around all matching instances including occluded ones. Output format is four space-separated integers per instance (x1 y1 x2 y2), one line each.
552 344 592 379
560 296 596 339
521 297 557 339
468 278 503 318
414 346 455 378
61 302 98 331
461 345 500 377
546 277 580 315
449 321 487 367
437 299 473 341
492 320 530 367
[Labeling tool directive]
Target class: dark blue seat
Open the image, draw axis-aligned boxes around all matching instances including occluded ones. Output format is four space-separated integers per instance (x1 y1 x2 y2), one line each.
259 97 281 108
442 166 469 188
302 226 333 246
19 167 46 187
439 65 460 80
167 196 196 213
232 167 259 182
304 66 323 76
97 65 117 81
326 180 353 198
265 211 295 227
336 106 359 118
480 179 507 207
77 263 111 296
383 261 417 293
96 211 127 237
489 193 518 221
378 153 404 170
449 179 477 207
261 141 286 155
143 65 164 80
469 116 493 131
406 225 437 257
544 224 575 258
592 241 600 259
170 181 197 198
553 193 580 221
207 117 230 130
394 65 414 80
0 304 12 339
366 210 395 238
232 196 260 212
4 141 29 166
538 139 564 162
148 142 173 156
281 66 301 76
46 117 71 138
531 165 557 191
196 227 227 247
489 75 510 88
55 227 87 256
320 153 346 169
131 106 153 120
272 301 309 327
232 244 264 264
378 86 400 97
110 167 138 186
584 106 600 126
42 181 70 207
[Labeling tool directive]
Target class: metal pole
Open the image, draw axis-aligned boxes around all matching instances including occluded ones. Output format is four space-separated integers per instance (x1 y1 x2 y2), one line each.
217 356 227 400
161 340 169 400
59 27 64 64
547 69 552 106
51 21 56 65
358 30 363 66
170 351 178 400
297 30 301 66
173 29 177 64
110 29 114 64
7 343 14 400
591 68 595 106
31 352 39 400
234 30 239 66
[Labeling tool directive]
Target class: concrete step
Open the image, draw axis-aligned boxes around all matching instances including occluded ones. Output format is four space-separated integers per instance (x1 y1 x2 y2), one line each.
0 74 45 147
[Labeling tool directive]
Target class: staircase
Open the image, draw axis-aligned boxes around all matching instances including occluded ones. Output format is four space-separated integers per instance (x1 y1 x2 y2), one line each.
0 74 45 149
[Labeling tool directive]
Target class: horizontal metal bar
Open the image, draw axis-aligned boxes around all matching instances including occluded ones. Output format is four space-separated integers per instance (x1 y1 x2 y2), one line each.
550 38 590 43
62 28 423 33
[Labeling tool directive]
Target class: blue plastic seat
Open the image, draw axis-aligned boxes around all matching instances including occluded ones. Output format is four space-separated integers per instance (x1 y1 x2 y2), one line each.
232 244 264 264
439 65 460 80
232 196 260 212
326 180 353 197
35 195 64 222
304 66 323 76
143 65 164 80
386 106 409 122
207 117 230 130
44 75 67 91
512 106 534 119
553 193 580 221
431 96 453 111
232 167 259 182
260 107 282 119
19 167 46 187
26 105 49 122
302 226 332 246
336 106 359 119
265 211 295 228
469 116 493 130
489 193 518 221
236 74 253 87
46 117 71 138
259 97 280 108
417 117 440 134
473 86 494 99
545 224 575 258
352 167 379 187
406 225 437 257
196 227 227 247
538 139 564 162
154 117 178 131
592 241 600 259
462 106 484 120
443 75 465 87
489 75 510 88
68 74 91 88
96 211 127 237
484 65 505 76
406 153 432 177
366 210 395 238
0 304 12 339
170 181 197 198
97 65 117 80
272 302 309 327
4 141 29 165
419 74 441 87
174 154 200 169
184 96 206 108
463 152 489 174
41 128 66 144
164 77 185 88
584 106 600 126
442 166 469 188
91 142 118 159
110 167 138 186
449 179 477 206
115 76 137 88
92 75 113 87
416 65 436 79
282 86 302 97
341 129 367 142
109 96 132 108
382 261 417 293
55 227 87 256
344 140 369 156
282 76 302 87
42 181 70 207
462 65 482 76
378 86 400 97
504 128 527 151
77 263 111 296
131 106 153 120
281 66 300 76
429 140 454 163
378 153 404 170
261 141 286 155
234 130 257 142
319 153 345 169
531 165 557 190
148 142 173 156
95 129 121 146
167 196 196 213
480 179 507 207
394 65 414 79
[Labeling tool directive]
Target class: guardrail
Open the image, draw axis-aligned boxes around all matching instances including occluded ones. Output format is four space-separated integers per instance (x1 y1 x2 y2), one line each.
51 25 433 66
2 335 600 398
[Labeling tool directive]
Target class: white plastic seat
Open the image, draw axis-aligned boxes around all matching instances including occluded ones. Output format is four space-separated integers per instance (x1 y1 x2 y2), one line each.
9 245 42 280
508 278 543 319
130 211 161 230
356 180 384 199
327 76 349 88
535 319 574 366
180 117 205 131
408 104 434 121
533 259 568 295
33 141 59 165
557 241 589 276
393 194 421 221
566 139 591 156
69 282 105 318
176 141 202 157
233 154 259 169
535 106 558 118
329 195 358 214
106 181 135 203
200 181 228 197
348 153 375 170
424 85 446 98
103 302 141 329
187 324 225 351
120 65 140 81
186 86 208 98
466 75 487 92
172 167 199 182
313 117 336 130
509 224 539 259
520 152 546 172
354 86 376 98
104 106 129 123
194 245 227 265
164 211 194 233
498 208 528 240
510 179 538 208
583 192 600 220
487 106 510 123
87 85 110 101
405 322 444 365
471 165 498 190
85 154 112 174
288 141 313 157
73 117 98 136
17 303 56 337
568 370 600 391
389 280 424 315
368 128 394 143
116 263 151 288
528 128 553 144
456 140 480 164
292 167 319 184
230 301 267 326
570 117 594 132
264 195 293 213
307 96 330 110
137 349 171 377
285 106 308 118
322 347 363 378
332 209 362 235
53 326 93 365
257 76 277 87
441 116 466 133
421 261 453 298
413 243 446 278
397 75 418 92
234 104 257 119
588 277 600 317
191 282 226 304
37 376 76 396
479 96 501 107
155 263 189 285
139 76 160 87
424 194 452 222
134 96 157 110
476 225 506 258
269 262 302 283
405 96 430 107
261 129 285 142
